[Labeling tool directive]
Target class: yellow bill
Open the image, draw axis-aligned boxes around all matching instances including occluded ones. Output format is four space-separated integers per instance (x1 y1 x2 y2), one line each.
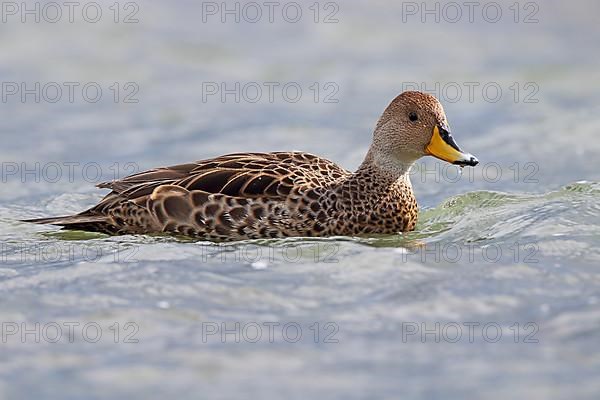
426 125 479 166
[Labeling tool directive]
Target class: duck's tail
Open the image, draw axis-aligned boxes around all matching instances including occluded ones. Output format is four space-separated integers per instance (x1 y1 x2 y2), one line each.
21 214 113 233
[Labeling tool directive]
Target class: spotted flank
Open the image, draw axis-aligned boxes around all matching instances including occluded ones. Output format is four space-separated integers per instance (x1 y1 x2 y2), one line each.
23 91 478 240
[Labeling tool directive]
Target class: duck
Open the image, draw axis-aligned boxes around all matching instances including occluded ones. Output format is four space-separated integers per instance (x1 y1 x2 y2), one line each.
23 91 478 240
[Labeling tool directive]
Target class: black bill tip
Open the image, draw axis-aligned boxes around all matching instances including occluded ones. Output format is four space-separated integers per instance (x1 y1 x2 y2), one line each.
453 156 479 167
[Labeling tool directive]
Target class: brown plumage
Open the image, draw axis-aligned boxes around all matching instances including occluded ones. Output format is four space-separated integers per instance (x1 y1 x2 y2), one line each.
23 91 478 241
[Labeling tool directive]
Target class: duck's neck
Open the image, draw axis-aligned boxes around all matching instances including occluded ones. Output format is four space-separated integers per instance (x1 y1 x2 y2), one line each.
354 148 415 186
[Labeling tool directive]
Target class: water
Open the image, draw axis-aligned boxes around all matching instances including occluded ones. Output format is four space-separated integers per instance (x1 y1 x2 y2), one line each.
1 1 600 399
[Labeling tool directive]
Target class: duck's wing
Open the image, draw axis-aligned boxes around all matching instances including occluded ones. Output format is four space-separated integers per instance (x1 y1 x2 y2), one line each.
92 151 349 212
26 152 349 237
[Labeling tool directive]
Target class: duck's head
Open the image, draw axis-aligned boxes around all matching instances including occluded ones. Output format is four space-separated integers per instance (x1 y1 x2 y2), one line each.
368 91 478 174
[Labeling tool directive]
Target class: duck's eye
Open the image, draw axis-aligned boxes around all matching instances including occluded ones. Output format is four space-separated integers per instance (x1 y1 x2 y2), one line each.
408 112 418 122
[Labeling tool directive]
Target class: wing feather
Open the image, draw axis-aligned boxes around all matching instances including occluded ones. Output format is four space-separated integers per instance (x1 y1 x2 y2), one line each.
93 152 349 212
